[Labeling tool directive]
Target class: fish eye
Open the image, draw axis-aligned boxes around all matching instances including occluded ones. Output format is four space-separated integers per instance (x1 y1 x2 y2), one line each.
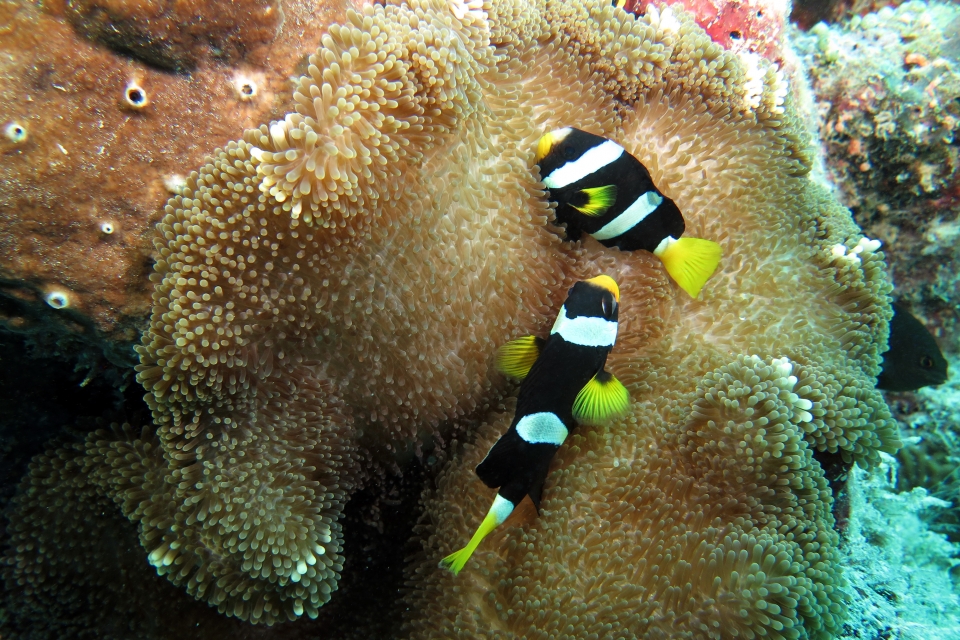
920 355 934 369
601 294 616 318
562 144 577 160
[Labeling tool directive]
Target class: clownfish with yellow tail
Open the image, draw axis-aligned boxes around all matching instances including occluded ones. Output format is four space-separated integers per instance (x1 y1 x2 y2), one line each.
440 275 630 575
535 127 723 299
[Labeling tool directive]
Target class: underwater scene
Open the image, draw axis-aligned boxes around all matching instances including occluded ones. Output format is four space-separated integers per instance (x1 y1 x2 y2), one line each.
1 0 959 637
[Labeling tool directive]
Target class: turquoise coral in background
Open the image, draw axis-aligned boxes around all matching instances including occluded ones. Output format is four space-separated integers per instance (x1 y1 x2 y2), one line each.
839 453 960 639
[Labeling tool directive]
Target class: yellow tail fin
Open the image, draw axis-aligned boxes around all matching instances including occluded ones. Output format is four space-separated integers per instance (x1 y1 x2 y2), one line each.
439 495 514 576
654 236 722 299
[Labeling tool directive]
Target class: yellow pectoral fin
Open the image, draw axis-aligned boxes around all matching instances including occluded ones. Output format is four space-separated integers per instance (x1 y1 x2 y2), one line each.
440 495 514 576
572 370 630 426
654 237 722 299
496 335 544 380
536 130 558 163
573 185 618 217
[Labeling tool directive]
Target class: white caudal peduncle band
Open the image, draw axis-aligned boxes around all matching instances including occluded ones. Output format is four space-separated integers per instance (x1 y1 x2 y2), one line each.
488 494 515 524
592 190 663 240
544 140 624 189
550 305 618 347
653 235 678 256
516 412 569 446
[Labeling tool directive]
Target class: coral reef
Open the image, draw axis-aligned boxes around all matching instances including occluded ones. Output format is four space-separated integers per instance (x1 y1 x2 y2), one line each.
0 0 351 343
793 1 960 357
891 353 960 543
791 0 908 31
837 454 960 640
794 5 960 571
47 0 281 72
3 0 903 635
627 0 789 60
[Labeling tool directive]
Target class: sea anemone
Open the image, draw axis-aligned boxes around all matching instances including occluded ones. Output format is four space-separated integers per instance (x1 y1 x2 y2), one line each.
3 0 897 632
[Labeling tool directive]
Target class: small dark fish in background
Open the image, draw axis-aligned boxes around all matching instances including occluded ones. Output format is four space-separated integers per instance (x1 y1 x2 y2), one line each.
440 276 630 575
877 302 949 391
534 127 722 299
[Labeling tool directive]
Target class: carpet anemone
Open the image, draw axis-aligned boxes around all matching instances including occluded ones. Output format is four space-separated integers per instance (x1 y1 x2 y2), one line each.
4 0 897 634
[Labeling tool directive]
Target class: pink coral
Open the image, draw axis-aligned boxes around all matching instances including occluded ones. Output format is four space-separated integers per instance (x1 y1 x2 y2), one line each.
627 0 787 60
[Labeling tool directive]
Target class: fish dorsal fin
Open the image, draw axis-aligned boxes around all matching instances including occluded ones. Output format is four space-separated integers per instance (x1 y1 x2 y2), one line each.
653 236 723 299
496 336 545 380
572 370 630 426
573 185 618 217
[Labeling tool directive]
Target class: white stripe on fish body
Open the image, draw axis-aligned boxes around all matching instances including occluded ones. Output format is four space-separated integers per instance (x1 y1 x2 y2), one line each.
543 140 624 189
550 127 573 143
653 235 678 256
592 190 663 240
550 305 618 347
489 494 515 524
516 412 569 445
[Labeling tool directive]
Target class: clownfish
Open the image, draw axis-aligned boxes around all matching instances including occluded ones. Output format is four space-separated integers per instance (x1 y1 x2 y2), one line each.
535 127 722 299
440 275 630 575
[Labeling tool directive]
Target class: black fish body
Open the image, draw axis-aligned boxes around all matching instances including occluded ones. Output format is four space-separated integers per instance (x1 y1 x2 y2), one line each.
534 127 721 298
877 302 949 391
477 337 609 507
440 275 629 575
538 129 685 253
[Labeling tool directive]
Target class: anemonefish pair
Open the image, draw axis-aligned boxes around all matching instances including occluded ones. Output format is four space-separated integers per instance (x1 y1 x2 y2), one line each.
441 129 720 574
440 275 630 575
535 127 723 299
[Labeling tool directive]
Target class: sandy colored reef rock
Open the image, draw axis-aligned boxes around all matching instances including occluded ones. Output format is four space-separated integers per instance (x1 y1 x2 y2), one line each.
0 0 357 344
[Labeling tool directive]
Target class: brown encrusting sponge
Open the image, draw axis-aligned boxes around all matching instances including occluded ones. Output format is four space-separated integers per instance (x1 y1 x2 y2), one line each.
4 0 899 634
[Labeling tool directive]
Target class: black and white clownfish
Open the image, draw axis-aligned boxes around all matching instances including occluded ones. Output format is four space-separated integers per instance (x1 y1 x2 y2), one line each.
535 127 722 299
440 275 630 575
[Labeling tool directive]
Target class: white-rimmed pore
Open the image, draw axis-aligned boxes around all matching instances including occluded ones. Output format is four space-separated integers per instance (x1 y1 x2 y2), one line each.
543 140 624 189
516 412 569 445
592 190 663 240
550 305 618 347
